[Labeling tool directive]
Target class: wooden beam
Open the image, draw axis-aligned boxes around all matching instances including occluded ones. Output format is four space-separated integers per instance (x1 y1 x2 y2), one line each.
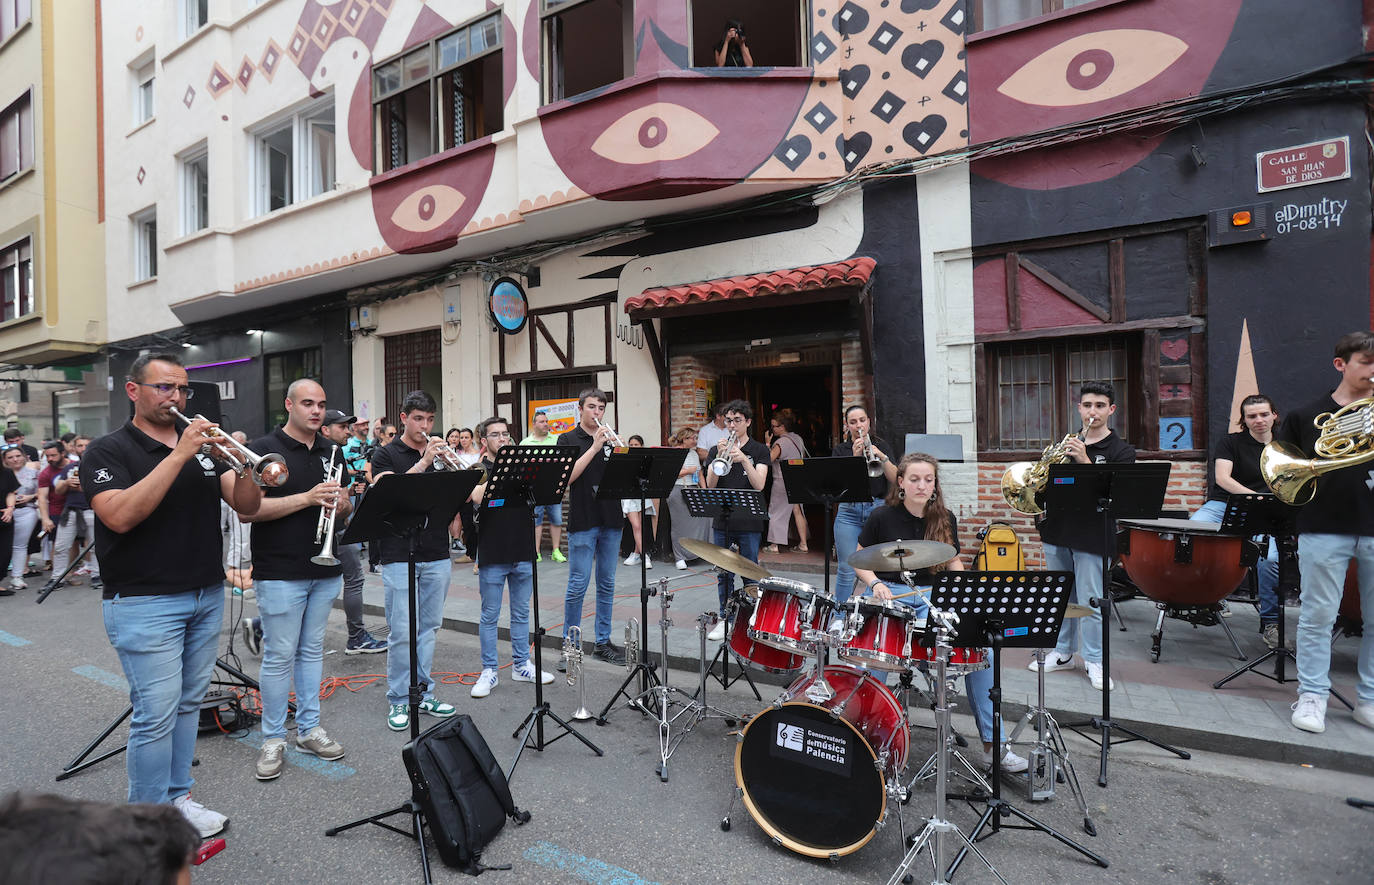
1018 257 1110 322
534 315 570 368
976 315 1202 344
1004 252 1020 331
1108 238 1126 323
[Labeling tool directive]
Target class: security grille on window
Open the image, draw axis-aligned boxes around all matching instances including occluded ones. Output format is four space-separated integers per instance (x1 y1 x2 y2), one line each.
251 99 336 216
181 146 208 234
0 90 33 182
132 209 157 281
372 13 504 174
986 337 1133 452
0 237 33 322
973 0 1097 32
541 0 630 103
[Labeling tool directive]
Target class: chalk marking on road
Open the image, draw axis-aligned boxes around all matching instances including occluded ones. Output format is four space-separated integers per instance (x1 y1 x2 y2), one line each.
73 664 129 691
523 840 660 885
0 629 31 647
235 732 356 781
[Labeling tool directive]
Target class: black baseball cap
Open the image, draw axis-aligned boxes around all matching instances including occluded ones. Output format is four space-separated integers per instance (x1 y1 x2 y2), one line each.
323 409 357 426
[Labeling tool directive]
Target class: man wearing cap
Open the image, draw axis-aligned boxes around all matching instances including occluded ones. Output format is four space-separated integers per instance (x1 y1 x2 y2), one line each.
321 408 386 654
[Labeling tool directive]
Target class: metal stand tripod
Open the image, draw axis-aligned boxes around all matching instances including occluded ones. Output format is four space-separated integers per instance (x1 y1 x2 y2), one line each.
1006 647 1095 834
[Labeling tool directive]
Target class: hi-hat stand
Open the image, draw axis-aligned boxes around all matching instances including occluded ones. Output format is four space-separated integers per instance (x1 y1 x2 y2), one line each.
1007 646 1093 829
326 469 476 884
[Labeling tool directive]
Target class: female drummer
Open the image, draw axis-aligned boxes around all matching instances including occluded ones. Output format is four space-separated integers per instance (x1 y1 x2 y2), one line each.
851 452 1028 773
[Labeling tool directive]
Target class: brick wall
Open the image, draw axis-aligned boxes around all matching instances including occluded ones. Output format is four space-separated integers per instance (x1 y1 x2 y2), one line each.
953 459 1207 567
840 338 867 412
667 354 713 441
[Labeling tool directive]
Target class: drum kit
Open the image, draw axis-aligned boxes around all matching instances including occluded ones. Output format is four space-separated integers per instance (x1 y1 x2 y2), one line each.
671 536 1095 873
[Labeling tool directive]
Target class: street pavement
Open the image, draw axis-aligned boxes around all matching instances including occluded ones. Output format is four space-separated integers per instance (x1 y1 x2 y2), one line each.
1 552 1371 884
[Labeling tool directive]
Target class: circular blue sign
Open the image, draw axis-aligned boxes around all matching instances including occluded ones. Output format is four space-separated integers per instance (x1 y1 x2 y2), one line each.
488 277 528 334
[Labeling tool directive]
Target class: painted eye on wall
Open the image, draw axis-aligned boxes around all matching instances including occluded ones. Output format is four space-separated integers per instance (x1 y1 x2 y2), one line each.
589 101 721 165
388 184 467 233
997 29 1188 108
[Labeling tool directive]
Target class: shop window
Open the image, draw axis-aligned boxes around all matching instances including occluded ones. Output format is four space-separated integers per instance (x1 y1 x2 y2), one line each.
973 0 1097 33
265 347 322 430
689 0 807 68
250 97 335 216
0 90 33 182
984 336 1134 451
1 0 32 42
133 60 155 126
541 0 631 103
180 143 208 234
131 208 157 281
0 237 33 322
372 13 504 173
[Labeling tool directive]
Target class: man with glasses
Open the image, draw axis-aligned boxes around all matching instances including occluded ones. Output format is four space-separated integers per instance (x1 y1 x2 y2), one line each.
239 379 351 781
703 400 771 641
469 417 554 697
520 410 566 563
370 390 461 731
80 353 263 837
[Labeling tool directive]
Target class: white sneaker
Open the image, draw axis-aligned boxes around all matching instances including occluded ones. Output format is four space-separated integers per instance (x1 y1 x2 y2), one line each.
676 559 687 570
1027 652 1075 673
1354 703 1374 731
511 660 554 684
1291 692 1327 733
707 619 727 641
471 668 499 698
1085 661 1114 691
981 745 1029 774
173 794 227 838
623 553 641 566
644 555 653 569
8 577 25 591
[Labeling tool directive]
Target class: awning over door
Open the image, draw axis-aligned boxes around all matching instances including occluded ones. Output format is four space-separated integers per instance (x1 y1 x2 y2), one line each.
624 257 876 320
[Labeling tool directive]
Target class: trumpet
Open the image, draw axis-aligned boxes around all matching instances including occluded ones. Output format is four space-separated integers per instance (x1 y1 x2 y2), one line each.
862 432 884 478
1000 416 1095 514
709 431 737 476
595 417 625 454
311 445 343 567
168 407 289 487
1261 396 1374 505
563 626 594 721
427 438 466 471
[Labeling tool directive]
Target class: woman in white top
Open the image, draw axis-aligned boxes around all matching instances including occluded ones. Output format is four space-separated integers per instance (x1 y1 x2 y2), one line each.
665 427 712 569
4 445 40 590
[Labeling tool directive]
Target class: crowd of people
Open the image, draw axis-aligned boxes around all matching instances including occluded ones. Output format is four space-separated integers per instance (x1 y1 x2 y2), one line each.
0 428 98 597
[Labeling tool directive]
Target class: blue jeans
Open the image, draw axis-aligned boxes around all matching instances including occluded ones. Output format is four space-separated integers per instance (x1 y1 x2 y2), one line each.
382 560 450 706
1042 543 1104 664
1294 534 1374 704
564 526 618 644
713 528 761 615
532 503 562 526
101 585 223 804
478 561 533 671
1191 499 1280 623
834 498 884 606
256 577 341 740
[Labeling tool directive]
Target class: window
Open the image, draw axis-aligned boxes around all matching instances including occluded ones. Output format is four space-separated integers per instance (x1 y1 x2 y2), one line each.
372 13 504 173
132 208 157 281
251 98 336 215
973 0 1098 32
0 237 34 322
133 61 155 125
384 330 442 428
265 347 321 430
541 0 630 103
180 144 208 234
180 0 208 39
1 0 32 42
0 90 33 182
689 0 805 68
985 336 1134 451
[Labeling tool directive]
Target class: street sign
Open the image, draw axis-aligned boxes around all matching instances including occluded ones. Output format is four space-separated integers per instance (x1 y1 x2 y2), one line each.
1256 136 1350 194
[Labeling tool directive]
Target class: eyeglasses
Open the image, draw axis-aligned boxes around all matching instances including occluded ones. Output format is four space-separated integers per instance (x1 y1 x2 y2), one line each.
486 431 511 439
724 416 747 424
136 383 194 399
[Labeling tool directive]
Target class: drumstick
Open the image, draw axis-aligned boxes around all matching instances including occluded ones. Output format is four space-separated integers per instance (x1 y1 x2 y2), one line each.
889 587 928 600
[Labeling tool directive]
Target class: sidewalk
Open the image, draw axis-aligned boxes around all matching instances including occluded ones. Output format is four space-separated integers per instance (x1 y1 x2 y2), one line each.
334 550 1372 775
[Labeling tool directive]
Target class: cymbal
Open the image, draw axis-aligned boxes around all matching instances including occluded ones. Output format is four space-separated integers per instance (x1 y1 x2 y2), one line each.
1064 604 1094 619
681 538 771 585
847 540 956 573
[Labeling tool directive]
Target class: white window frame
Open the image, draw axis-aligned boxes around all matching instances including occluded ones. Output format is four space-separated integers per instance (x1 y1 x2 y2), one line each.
133 60 155 126
179 0 208 40
0 236 34 323
1 0 33 43
0 89 33 182
180 143 208 235
132 207 157 282
250 96 336 218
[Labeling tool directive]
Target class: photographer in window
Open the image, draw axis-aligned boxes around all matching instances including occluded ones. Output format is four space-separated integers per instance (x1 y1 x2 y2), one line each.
714 19 753 67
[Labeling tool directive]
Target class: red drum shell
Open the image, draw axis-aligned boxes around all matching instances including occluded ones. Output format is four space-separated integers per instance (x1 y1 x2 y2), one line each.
747 578 829 655
837 597 921 671
783 664 909 771
729 603 805 673
1118 518 1249 607
907 644 989 673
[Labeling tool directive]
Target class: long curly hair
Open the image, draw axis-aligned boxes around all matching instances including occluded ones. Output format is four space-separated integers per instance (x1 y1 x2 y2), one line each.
884 453 957 563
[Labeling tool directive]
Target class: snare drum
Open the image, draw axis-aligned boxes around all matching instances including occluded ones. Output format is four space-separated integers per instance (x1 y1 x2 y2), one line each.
907 643 989 674
747 577 831 655
728 603 805 674
837 596 922 671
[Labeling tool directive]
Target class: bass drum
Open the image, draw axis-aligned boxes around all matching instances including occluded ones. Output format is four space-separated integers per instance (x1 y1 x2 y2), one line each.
733 665 907 858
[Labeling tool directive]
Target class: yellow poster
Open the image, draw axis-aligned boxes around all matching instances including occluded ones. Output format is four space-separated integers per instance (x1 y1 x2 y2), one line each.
528 398 580 436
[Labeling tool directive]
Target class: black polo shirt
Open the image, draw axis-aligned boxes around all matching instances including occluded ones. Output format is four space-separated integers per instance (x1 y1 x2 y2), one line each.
831 434 895 500
1276 393 1374 537
1206 431 1268 502
857 505 961 583
1037 430 1136 555
476 457 532 566
558 425 622 532
81 420 230 599
247 428 343 581
707 437 772 533
370 438 452 563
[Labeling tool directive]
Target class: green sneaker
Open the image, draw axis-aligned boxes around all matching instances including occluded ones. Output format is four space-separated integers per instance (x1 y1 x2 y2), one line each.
419 696 457 718
551 549 567 563
536 552 542 562
386 703 409 731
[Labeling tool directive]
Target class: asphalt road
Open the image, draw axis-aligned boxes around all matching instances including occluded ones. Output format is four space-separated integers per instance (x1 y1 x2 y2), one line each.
2 584 1371 884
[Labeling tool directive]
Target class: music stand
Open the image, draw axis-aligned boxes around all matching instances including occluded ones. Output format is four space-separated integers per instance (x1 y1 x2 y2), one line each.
327 469 477 884
934 572 1108 879
1044 461 1190 787
484 444 604 777
779 456 872 605
594 447 684 723
679 486 768 696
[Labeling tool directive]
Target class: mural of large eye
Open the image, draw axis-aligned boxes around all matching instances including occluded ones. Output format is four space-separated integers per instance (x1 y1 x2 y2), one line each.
589 102 721 165
389 185 467 234
997 29 1188 108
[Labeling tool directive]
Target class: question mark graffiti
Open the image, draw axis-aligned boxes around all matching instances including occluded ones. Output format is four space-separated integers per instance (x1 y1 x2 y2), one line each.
1159 418 1192 450
1167 422 1186 445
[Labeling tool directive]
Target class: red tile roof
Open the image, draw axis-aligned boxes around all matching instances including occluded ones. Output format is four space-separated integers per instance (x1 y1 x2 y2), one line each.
625 257 875 313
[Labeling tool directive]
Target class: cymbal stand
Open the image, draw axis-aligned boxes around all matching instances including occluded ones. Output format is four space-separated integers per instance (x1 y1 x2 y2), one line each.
700 589 763 702
886 611 1006 885
691 610 743 723
906 670 992 799
1007 647 1095 835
